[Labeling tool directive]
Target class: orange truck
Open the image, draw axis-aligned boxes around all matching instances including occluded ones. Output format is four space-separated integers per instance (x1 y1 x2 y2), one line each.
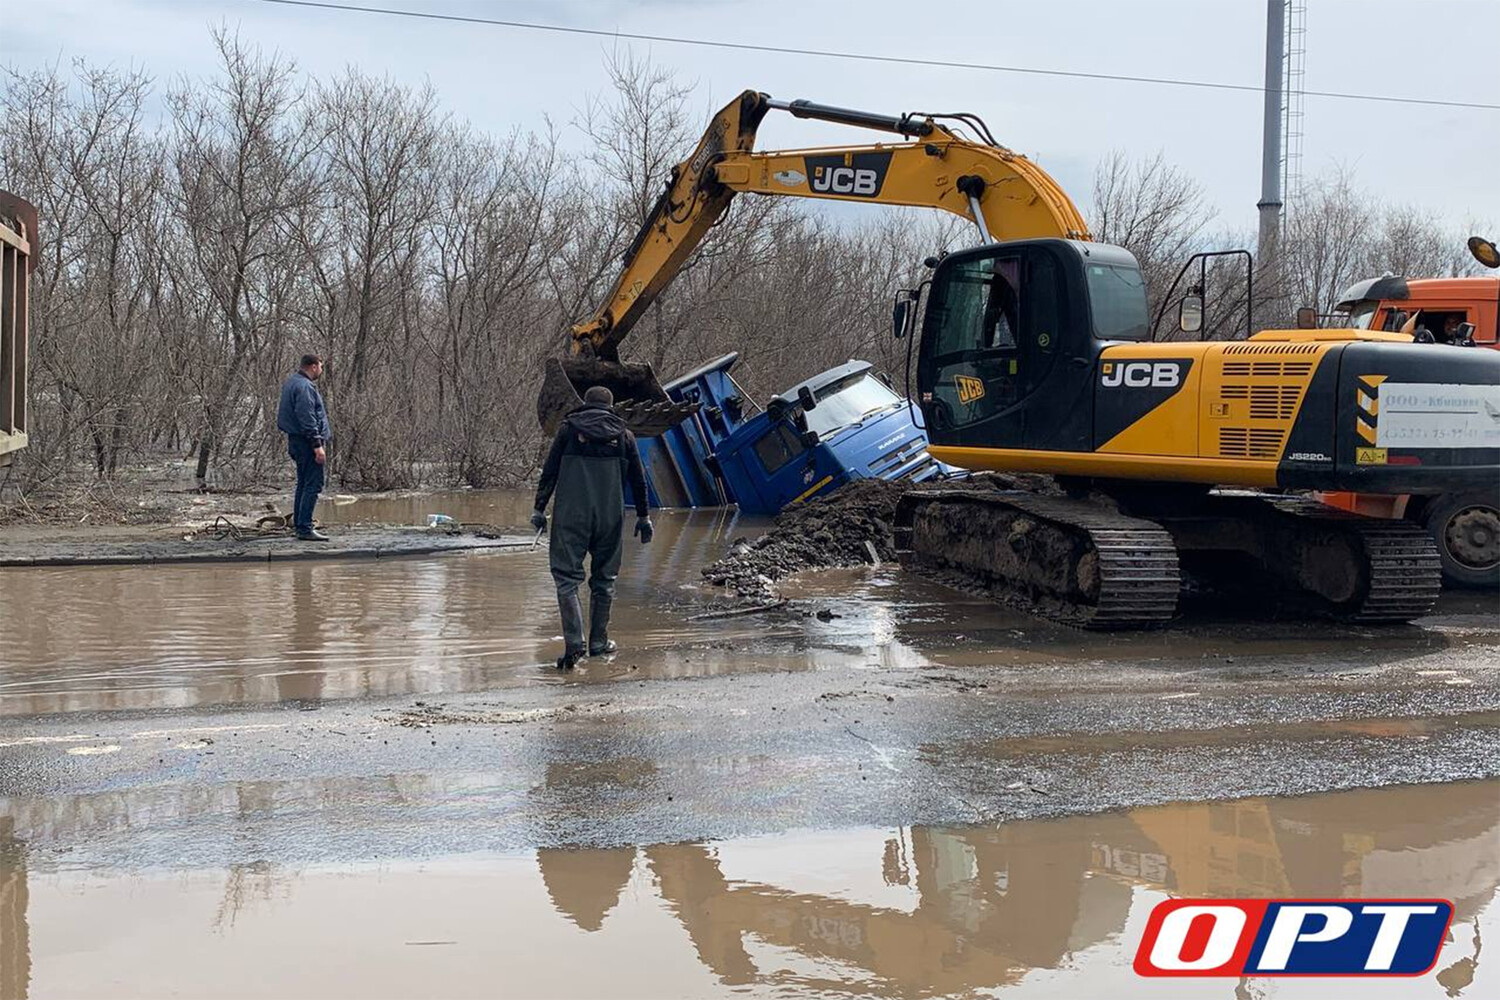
1317 238 1499 587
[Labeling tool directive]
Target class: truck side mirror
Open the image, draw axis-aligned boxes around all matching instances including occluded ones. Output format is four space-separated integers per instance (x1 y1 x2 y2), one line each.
1455 321 1477 346
1178 294 1204 335
800 430 820 448
797 385 817 410
892 291 915 339
767 396 789 422
1469 235 1500 269
1295 306 1317 329
1384 310 1409 332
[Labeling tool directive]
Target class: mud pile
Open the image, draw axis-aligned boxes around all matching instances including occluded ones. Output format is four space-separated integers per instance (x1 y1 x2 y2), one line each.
702 474 1056 601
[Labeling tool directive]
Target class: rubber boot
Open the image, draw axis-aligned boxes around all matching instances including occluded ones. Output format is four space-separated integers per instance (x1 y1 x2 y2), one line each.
557 591 586 669
589 593 616 657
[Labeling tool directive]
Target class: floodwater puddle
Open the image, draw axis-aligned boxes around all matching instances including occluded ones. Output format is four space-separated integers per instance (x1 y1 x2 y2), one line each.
1 780 1493 998
0 489 1491 717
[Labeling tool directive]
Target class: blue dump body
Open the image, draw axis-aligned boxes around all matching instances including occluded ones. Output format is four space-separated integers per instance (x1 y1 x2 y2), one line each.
631 353 950 515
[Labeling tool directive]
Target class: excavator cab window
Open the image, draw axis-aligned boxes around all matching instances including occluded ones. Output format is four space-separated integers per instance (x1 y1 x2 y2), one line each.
919 246 1067 439
1084 263 1150 341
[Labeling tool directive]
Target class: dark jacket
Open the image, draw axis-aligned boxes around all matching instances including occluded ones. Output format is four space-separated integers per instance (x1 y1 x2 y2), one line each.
277 371 331 445
535 403 648 518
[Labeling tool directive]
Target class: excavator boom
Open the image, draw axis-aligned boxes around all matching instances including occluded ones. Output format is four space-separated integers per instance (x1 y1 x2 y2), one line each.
538 90 1090 435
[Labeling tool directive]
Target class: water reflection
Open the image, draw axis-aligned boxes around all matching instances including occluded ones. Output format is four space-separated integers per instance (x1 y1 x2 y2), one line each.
622 781 1498 996
0 504 798 716
537 848 636 932
0 818 27 1000
2 781 1494 998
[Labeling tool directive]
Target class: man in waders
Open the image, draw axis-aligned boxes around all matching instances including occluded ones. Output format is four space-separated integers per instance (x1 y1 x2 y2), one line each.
532 386 653 669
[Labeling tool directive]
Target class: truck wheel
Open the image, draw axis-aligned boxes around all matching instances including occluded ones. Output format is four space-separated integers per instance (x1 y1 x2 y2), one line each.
1422 492 1500 588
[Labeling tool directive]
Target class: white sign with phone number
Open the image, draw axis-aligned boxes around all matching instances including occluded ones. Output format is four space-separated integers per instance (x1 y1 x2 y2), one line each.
1376 382 1500 448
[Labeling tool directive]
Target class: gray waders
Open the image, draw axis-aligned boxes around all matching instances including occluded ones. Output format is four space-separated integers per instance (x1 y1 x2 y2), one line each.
549 452 624 667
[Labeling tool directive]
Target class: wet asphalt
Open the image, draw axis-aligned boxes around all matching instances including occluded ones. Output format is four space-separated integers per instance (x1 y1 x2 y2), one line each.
3 575 1497 870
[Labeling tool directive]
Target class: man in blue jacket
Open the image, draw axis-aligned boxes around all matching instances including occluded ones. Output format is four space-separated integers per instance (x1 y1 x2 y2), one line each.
276 354 332 541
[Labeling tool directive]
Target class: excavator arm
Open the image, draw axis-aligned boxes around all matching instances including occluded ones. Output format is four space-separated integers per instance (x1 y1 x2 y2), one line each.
539 89 1091 434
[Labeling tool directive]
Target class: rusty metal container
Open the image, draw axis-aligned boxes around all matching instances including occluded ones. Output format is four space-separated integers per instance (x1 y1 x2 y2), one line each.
0 192 36 466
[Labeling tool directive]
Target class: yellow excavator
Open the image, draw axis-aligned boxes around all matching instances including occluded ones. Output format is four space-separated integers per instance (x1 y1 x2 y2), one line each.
540 90 1500 627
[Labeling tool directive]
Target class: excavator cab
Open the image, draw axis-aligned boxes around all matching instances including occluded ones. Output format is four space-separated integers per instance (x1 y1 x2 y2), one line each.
913 238 1147 455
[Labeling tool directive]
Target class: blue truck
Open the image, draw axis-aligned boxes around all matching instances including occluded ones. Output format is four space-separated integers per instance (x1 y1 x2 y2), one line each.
632 353 950 515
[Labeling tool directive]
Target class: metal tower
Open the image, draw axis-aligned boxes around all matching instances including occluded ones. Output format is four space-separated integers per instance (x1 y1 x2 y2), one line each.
1257 0 1286 272
1282 1 1308 211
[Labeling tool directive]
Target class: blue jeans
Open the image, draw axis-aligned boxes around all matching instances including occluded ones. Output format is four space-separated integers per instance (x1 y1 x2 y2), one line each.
287 436 325 533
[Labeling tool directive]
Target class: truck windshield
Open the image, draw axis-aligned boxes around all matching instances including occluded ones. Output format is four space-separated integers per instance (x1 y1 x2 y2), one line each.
803 373 903 438
1085 263 1150 341
1345 301 1377 329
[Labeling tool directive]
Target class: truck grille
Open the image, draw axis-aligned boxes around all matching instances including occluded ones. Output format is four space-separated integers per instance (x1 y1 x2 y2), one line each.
870 439 937 480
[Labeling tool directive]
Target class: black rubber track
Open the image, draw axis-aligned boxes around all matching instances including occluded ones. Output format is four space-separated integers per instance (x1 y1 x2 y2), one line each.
1259 498 1442 622
894 489 1180 629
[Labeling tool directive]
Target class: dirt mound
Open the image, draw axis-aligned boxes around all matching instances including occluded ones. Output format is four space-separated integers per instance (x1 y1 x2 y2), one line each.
701 474 1057 601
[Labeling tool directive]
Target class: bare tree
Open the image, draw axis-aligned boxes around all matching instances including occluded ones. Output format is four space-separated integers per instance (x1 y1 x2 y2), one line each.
1090 150 1216 313
299 70 441 487
0 62 166 478
5 38 1490 502
164 28 320 489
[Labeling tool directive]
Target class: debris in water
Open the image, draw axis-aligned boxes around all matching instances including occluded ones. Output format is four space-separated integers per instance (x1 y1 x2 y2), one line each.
702 474 1056 601
701 479 906 601
687 600 789 621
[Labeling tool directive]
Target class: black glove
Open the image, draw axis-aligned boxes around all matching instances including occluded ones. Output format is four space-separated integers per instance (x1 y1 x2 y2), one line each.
634 516 654 544
530 510 548 532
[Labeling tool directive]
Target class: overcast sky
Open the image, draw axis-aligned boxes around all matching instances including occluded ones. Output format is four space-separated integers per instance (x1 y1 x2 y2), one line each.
5 0 1497 234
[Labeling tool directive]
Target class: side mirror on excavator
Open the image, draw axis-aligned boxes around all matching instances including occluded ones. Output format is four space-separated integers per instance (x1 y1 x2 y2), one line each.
1295 306 1318 329
797 385 818 410
1177 294 1204 336
892 292 914 339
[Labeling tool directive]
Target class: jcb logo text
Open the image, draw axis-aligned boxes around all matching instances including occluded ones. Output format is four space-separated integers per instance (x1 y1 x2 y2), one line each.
812 167 880 196
1102 362 1182 389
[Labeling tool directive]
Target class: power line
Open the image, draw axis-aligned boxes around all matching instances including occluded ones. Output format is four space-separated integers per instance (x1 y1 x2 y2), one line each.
249 0 1500 112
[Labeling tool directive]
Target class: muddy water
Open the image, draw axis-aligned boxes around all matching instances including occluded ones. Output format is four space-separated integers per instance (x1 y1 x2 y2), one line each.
0 780 1492 999
2 489 1494 717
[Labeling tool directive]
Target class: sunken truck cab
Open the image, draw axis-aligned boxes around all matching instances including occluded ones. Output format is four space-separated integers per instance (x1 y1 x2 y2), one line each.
630 354 950 515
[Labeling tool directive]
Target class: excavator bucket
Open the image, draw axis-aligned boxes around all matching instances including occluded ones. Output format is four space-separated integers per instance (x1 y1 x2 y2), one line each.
536 357 701 438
